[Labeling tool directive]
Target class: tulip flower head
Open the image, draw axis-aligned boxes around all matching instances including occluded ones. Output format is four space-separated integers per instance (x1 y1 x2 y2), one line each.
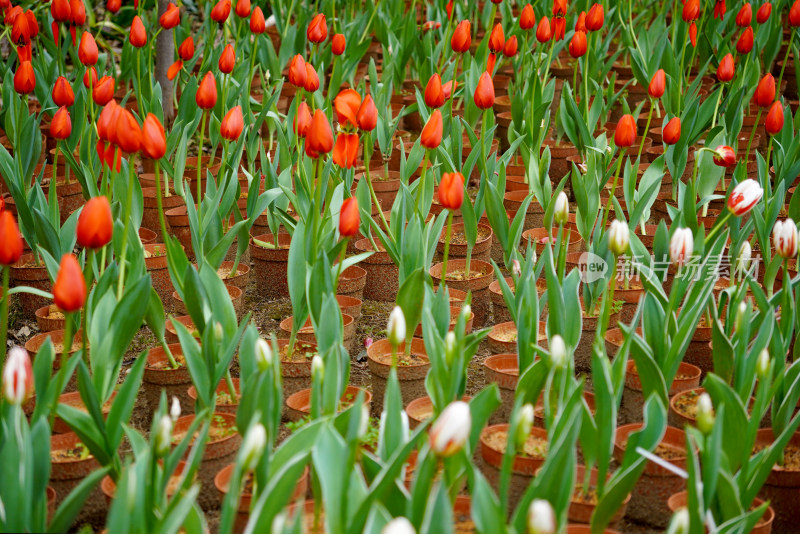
2 347 33 405
736 3 752 25
159 2 180 28
736 26 754 54
51 0 71 22
608 220 630 256
78 32 99 66
287 55 307 88
387 306 406 347
791 0 800 26
728 179 763 216
503 35 518 57
334 88 362 129
50 106 72 140
425 74 445 108
235 0 250 18
77 196 113 249
772 219 798 259
339 198 360 237
53 254 86 312
474 72 495 109
307 13 327 43
765 101 784 136
527 500 556 534
663 117 681 144
332 133 359 168
0 211 23 266
536 17 552 42
430 401 471 457
130 16 147 47
451 20 472 52
712 145 737 167
210 0 231 23
382 518 416 534
218 44 236 74
142 113 167 160
107 0 121 13
753 73 775 107
569 30 587 57
420 109 443 149
614 114 637 147
220 106 244 141
438 172 465 211
683 0 700 21
196 72 218 109
586 3 604 30
648 69 666 99
756 2 771 23
293 102 312 138
52 76 75 107
357 95 378 131
520 4 536 30
250 6 266 33
717 53 735 82
92 76 115 106
303 63 320 92
14 61 35 94
670 228 694 266
554 191 569 224
488 23 505 53
332 33 346 55
713 0 726 18
305 109 333 158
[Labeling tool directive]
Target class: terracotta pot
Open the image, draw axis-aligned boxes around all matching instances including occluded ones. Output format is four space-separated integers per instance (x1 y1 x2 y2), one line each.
565 526 621 534
574 312 619 371
35 304 66 332
566 465 630 526
353 238 399 301
543 139 580 181
521 227 584 255
535 391 593 428
165 315 197 344
355 170 401 213
436 223 494 264
489 277 515 324
209 261 251 291
144 243 173 308
173 412 241 509
101 461 190 506
613 424 687 527
138 226 157 245
337 265 367 300
276 339 319 413
250 233 292 299
480 423 549 512
140 343 194 422
25 329 84 388
279 314 356 353
172 284 243 318
215 464 309 534
483 353 521 423
413 306 474 337
11 253 51 316
53 390 117 434
754 428 800 533
140 187 184 241
366 338 429 415
164 205 194 258
336 294 363 321
667 491 774 534
430 259 494 327
188 379 240 415
50 432 104 523
621 360 701 425
504 190 545 232
285 385 372 422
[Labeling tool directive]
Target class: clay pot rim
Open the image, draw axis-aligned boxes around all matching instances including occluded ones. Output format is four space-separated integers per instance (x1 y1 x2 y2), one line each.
429 258 494 282
483 353 520 376
438 222 494 245
614 423 688 464
480 423 549 466
666 491 774 528
285 385 372 413
50 432 95 465
145 343 186 370
279 313 355 335
187 378 241 407
173 412 239 446
366 338 429 367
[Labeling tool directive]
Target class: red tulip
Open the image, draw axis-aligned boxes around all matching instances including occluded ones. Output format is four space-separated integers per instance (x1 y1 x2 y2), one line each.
250 6 266 33
13 61 35 94
178 37 195 61
421 109 443 149
293 102 312 137
576 12 587 33
235 0 250 18
488 23 504 53
83 66 98 89
614 114 637 147
50 107 72 140
304 63 320 92
736 3 752 25
52 76 75 107
11 10 38 46
332 132 359 168
451 20 471 52
332 33 346 55
552 0 567 17
196 72 218 109
77 197 113 249
357 94 378 131
568 31 587 58
167 61 183 80
78 32 98 66
712 145 737 167
683 0 700 20
141 113 167 160
713 0 726 19
97 100 120 143
219 44 235 74
474 72 495 109
220 106 244 141
520 4 536 30
536 17 552 42
442 80 457 100
753 73 775 107
305 110 333 158
53 254 86 312
51 0 71 23
287 55 307 88
339 197 360 237
791 0 800 26
107 0 121 13
334 89 362 129
648 69 666 99
552 17 566 40
586 3 604 30
662 117 681 145
425 74 445 108
736 26 754 54
115 109 142 153
130 16 147 48
422 21 442 32
307 13 327 43
160 2 180 29
92 76 115 106
17 42 32 63
503 35 518 57
210 0 231 23
0 211 23 266
765 101 784 135
689 22 697 47
717 53 735 82
756 2 771 23
438 172 465 210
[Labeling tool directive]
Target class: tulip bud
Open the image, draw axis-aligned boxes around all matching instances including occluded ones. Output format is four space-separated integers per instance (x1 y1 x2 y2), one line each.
460 304 472 322
553 191 569 225
429 401 471 457
695 393 715 434
444 331 457 365
515 403 535 450
387 306 406 347
255 337 273 371
608 220 630 256
241 423 267 471
550 335 567 369
155 414 172 456
736 241 752 274
358 403 370 440
728 179 763 216
170 396 181 421
311 354 324 384
667 508 690 534
734 301 748 332
669 228 694 267
512 259 521 277
756 349 770 379
772 218 798 259
2 346 33 405
527 499 556 534
53 254 86 312
381 517 416 534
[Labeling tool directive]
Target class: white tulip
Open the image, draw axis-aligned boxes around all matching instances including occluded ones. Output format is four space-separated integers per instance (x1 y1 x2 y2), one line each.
429 401 471 457
387 306 406 347
608 220 630 256
527 499 556 534
381 517 416 534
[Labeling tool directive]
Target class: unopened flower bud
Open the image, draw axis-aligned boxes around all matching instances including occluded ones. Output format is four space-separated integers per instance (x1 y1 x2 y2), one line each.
527 499 556 534
126 470 137 511
667 508 690 534
381 517 416 534
358 403 370 440
311 354 324 384
155 414 173 457
512 259 521 277
550 335 567 369
170 396 181 421
734 301 747 332
214 321 224 340
255 337 273 371
430 401 471 457
387 306 406 347
445 331 457 365
2 346 33 405
608 220 630 256
515 403 534 450
460 304 471 322
695 393 714 434
756 349 770 379
241 423 267 471
553 191 569 225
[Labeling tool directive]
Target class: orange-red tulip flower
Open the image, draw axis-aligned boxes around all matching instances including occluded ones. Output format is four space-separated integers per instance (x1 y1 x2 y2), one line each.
78 31 98 66
736 3 752 25
77 196 113 249
210 0 231 23
357 94 378 131
51 0 71 23
568 31 587 58
339 198 360 237
13 61 35 94
53 76 75 107
332 33 346 55
235 0 250 18
130 16 147 48
438 172 465 210
178 37 194 61
306 109 334 158
115 109 142 153
307 13 327 43
50 107 72 140
756 2 771 23
294 102 312 137
219 44 235 74
334 88 362 129
648 69 666 99
250 6 266 33
421 109 443 149
333 132 359 168
520 4 536 30
304 63 320 92
92 76 115 106
765 101 784 135
160 2 180 29
713 0 726 19
141 113 167 160
536 17 552 42
753 73 775 107
503 35 518 57
451 20 472 52
53 254 86 312
663 117 681 145
220 106 244 141
0 212 23 266
196 72 218 109
736 26 753 53
425 74 445 108
488 23 504 53
474 72 495 109
586 3 604 30
717 53 735 82
287 55 307 88
614 114 637 147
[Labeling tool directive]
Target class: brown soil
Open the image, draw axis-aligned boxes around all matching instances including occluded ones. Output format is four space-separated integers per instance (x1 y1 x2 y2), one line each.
485 430 548 459
279 342 318 363
172 414 237 445
145 247 166 258
572 485 600 505
494 330 517 343
43 305 65 320
372 351 427 367
445 268 486 281
673 390 701 418
51 442 92 462
753 443 800 470
447 225 491 246
148 352 186 370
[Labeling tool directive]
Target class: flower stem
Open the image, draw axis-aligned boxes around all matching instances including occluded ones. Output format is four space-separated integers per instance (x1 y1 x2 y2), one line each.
601 155 624 231
777 33 796 96
637 100 654 163
744 108 762 165
0 266 9 361
441 211 453 286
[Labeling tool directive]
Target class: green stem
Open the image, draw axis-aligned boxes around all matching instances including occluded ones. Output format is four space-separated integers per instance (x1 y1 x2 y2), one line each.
601 155 625 231
154 160 170 243
50 312 74 427
334 238 348 294
365 134 391 234
764 138 773 204
711 85 723 128
197 111 207 222
413 149 430 216
441 211 453 286
248 36 259 101
777 33 796 95
0 266 9 361
744 108 762 166
224 369 238 404
116 158 136 300
637 100 654 163
705 210 733 244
